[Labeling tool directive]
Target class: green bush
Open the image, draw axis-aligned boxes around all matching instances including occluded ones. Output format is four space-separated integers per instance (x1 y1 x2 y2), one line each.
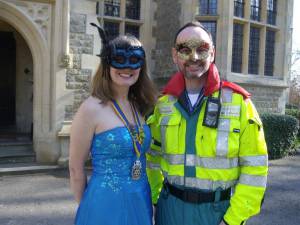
285 104 299 110
285 108 300 138
261 113 299 159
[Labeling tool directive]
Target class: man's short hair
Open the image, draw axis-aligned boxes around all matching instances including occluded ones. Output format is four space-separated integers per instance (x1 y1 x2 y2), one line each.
174 21 214 45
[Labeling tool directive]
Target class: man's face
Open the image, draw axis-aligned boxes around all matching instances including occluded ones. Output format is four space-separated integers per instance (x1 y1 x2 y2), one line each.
172 27 214 79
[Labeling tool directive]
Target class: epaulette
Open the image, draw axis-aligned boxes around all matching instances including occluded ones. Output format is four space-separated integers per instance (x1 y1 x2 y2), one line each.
222 81 251 99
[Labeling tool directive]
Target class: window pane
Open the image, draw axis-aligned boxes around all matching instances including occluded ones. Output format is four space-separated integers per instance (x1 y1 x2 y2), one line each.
232 23 244 73
267 0 277 25
250 0 261 21
104 0 121 17
104 21 120 40
234 0 244 18
125 24 140 38
126 0 140 20
200 21 217 46
267 0 275 10
199 0 218 15
265 30 275 76
248 27 260 74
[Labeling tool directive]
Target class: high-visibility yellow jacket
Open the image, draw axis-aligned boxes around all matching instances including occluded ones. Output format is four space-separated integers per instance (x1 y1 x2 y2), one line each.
146 71 268 225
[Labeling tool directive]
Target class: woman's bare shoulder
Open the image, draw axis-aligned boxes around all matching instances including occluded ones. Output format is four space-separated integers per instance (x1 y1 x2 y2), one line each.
76 96 107 118
82 96 105 109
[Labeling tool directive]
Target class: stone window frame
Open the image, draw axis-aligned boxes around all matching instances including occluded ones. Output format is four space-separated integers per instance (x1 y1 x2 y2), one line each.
248 26 260 75
264 29 276 76
200 21 217 47
199 0 218 15
232 23 244 73
231 0 280 77
266 0 277 25
250 0 261 21
96 0 143 40
234 0 245 18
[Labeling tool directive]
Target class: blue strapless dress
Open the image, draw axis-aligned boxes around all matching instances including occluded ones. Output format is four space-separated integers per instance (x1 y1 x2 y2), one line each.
75 125 153 225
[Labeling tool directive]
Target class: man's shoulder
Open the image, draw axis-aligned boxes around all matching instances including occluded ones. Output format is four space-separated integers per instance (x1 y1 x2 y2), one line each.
157 94 178 103
152 94 178 116
221 81 251 99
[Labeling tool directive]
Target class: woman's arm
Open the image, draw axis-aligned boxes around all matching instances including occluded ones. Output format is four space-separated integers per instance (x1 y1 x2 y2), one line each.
69 100 95 203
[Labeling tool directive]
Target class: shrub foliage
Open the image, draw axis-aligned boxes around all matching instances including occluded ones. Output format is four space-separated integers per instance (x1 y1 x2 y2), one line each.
285 108 300 138
260 113 299 159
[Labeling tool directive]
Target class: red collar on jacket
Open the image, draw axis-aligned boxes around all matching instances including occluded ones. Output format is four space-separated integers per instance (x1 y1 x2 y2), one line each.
162 63 250 99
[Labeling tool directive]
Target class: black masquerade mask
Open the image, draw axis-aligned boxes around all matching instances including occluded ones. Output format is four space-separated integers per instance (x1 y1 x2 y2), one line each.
91 23 145 70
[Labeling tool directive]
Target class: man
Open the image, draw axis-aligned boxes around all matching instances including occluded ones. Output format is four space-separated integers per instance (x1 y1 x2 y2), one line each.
146 21 268 225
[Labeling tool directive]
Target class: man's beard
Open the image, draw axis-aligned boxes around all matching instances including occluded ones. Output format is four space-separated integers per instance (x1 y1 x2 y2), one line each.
181 60 210 79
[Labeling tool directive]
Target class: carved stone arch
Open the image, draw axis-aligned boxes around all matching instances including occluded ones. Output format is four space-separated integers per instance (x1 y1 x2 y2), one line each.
0 1 55 162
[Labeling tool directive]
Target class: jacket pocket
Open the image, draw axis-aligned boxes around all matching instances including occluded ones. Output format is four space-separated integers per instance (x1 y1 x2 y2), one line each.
159 114 181 154
197 118 241 157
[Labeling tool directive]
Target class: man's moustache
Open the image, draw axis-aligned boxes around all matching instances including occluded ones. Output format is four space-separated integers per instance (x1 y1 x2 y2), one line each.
184 60 206 67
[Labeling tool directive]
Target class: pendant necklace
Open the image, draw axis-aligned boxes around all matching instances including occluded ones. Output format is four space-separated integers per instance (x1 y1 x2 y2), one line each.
111 99 144 180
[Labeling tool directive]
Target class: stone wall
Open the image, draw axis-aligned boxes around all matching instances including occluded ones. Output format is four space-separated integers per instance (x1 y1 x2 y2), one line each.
151 0 181 89
242 85 286 113
65 13 94 120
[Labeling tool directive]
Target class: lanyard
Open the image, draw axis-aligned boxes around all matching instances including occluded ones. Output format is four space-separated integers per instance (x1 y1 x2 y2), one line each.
111 100 143 158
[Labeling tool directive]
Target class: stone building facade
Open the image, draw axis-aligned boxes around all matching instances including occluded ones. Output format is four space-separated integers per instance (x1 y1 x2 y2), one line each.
0 0 294 164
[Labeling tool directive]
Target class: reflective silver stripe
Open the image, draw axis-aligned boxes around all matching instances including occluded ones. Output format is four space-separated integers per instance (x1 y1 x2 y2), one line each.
159 105 173 114
186 154 238 168
239 174 267 187
148 148 162 157
158 96 176 114
160 116 170 125
220 105 241 117
200 156 238 169
161 153 268 168
166 175 237 190
163 153 238 169
216 119 230 156
165 154 184 165
239 155 268 167
185 154 194 166
147 162 161 170
222 88 233 103
160 116 171 152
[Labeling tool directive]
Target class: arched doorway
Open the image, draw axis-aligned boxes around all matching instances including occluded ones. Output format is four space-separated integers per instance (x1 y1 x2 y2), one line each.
0 20 34 162
0 20 33 141
0 1 56 163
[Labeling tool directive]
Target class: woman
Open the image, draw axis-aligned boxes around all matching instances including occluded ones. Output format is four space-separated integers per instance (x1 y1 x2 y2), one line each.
69 26 157 225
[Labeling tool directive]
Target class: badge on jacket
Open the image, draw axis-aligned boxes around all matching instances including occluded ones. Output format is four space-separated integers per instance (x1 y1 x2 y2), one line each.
203 96 221 128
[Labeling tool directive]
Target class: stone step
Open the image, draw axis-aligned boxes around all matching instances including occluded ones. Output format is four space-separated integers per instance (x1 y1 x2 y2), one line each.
0 141 33 152
0 162 64 176
0 154 36 164
0 141 35 164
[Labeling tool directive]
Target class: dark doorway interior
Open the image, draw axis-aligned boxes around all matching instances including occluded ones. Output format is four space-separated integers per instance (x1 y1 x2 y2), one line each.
0 32 16 127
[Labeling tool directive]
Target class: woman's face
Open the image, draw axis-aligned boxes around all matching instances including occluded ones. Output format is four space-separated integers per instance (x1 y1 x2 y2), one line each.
109 45 144 89
110 67 141 88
